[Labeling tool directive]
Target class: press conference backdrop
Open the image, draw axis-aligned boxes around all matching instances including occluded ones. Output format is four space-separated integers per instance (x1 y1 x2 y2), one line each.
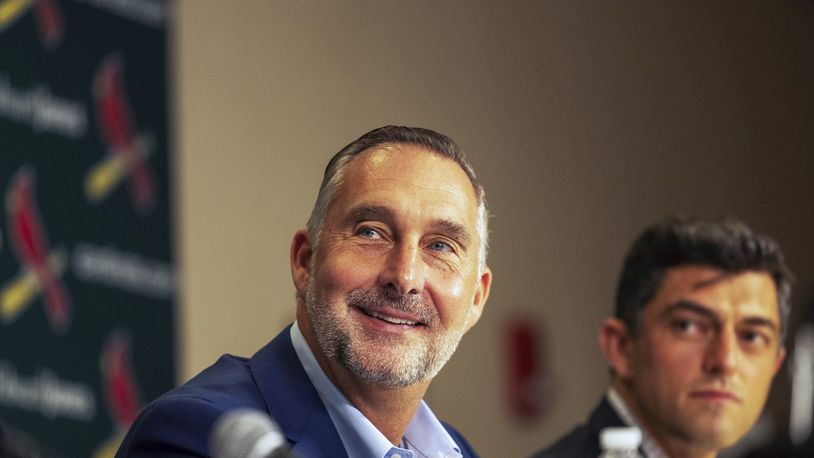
0 1 174 456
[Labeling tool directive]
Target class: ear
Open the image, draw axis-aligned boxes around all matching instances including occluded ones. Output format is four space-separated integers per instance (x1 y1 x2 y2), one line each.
773 346 787 375
464 266 492 333
290 229 313 300
598 317 636 379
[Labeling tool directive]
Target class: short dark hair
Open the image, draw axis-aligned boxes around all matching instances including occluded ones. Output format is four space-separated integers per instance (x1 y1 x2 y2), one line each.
615 215 794 342
306 125 489 267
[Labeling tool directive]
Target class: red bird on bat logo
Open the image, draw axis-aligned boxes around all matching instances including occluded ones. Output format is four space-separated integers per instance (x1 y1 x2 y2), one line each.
1 167 71 334
94 329 144 457
85 54 157 215
102 330 143 430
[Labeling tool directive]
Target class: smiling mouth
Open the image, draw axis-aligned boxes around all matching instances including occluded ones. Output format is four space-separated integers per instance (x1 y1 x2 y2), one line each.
357 307 426 327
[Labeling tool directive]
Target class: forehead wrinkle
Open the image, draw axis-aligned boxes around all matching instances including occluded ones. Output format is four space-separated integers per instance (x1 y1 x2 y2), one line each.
689 272 730 290
357 147 478 200
360 175 475 206
685 270 779 309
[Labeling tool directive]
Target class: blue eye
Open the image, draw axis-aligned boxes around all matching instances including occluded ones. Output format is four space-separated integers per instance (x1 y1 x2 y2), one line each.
358 227 381 238
429 241 452 252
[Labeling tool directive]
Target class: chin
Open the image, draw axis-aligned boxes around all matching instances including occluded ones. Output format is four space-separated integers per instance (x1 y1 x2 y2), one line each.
690 425 741 450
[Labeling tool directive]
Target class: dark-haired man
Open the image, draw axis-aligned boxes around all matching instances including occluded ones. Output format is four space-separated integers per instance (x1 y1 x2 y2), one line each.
534 216 792 458
117 126 492 457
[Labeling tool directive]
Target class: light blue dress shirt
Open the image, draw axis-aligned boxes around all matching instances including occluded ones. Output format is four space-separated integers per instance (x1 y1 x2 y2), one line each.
290 322 463 458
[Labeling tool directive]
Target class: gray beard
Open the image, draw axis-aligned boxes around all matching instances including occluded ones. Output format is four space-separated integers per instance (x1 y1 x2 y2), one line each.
305 275 468 387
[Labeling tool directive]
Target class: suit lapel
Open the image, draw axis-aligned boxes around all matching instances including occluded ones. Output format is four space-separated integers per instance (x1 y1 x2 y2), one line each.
249 326 347 456
587 397 626 431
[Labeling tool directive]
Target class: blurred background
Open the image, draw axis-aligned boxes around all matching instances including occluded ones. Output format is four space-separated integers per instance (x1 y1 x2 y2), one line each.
1 1 813 457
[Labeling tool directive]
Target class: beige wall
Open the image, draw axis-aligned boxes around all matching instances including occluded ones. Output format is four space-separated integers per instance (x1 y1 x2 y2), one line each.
174 1 814 456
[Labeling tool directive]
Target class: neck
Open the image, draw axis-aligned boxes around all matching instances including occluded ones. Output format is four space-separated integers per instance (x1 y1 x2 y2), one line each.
337 374 428 445
297 305 428 445
611 379 718 458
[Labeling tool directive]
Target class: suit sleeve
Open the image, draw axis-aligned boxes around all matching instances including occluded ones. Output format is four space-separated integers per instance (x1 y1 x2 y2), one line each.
116 396 225 458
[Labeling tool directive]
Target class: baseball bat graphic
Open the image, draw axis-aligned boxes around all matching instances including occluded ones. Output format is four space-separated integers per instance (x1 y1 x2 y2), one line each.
85 133 154 202
0 249 65 322
0 0 31 30
93 432 126 458
88 55 156 213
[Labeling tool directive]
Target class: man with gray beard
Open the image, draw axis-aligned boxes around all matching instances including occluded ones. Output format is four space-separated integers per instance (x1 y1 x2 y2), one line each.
117 126 493 458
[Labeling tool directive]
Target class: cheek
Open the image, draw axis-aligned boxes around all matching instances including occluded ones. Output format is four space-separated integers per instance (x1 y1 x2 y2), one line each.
434 272 466 298
429 271 475 324
316 255 381 297
634 347 690 409
744 357 778 394
640 338 699 383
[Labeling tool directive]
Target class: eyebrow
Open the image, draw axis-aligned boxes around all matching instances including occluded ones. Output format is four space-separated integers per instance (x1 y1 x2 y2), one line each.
343 204 473 250
663 300 718 321
432 219 473 251
344 205 394 226
740 316 780 334
663 300 780 333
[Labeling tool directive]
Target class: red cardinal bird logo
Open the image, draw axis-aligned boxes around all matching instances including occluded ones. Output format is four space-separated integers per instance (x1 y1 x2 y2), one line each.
1 167 71 333
0 0 64 48
85 54 157 215
94 330 144 458
101 330 143 429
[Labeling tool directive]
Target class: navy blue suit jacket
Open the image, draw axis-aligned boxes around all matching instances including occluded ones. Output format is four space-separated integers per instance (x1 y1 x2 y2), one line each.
531 397 625 458
117 325 478 457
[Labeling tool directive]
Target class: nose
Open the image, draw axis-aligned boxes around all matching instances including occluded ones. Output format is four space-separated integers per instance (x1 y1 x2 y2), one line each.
379 242 425 296
703 326 738 376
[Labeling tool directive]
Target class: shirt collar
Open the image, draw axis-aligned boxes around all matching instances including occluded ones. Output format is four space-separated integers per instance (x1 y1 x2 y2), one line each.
290 322 462 458
607 387 669 458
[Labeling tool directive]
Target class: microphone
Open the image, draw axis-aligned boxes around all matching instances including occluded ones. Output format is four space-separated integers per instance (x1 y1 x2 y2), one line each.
210 409 291 458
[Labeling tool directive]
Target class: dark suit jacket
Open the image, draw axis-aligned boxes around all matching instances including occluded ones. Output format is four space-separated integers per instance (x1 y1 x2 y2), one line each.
116 325 478 457
531 397 627 458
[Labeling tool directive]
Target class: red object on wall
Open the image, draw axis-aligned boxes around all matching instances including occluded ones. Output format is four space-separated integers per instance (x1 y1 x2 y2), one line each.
505 315 548 422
